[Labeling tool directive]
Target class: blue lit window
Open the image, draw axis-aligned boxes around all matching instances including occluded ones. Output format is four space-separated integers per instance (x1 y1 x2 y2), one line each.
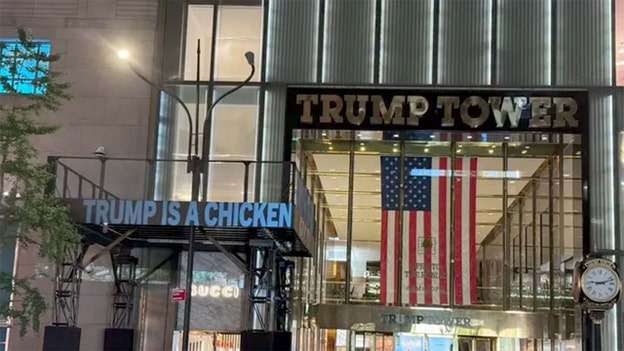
0 39 50 94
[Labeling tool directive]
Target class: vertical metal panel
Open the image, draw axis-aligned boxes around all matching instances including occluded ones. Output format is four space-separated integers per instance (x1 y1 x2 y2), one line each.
266 0 318 82
589 91 615 250
497 0 550 86
557 1 611 86
613 89 624 351
379 0 433 85
322 0 376 84
260 88 287 202
438 0 491 85
588 92 617 351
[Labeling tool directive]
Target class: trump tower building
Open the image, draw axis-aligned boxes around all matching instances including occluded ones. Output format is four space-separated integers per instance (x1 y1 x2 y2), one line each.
4 0 624 351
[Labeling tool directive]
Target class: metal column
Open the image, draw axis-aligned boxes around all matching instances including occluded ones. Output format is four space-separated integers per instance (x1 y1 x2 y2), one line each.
110 247 138 329
52 244 89 327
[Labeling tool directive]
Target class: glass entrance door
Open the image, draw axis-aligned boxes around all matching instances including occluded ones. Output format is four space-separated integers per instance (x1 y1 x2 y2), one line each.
457 336 495 351
353 332 393 351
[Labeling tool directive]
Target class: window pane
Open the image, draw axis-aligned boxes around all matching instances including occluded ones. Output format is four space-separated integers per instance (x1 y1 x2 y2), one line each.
184 5 213 81
214 6 262 81
207 87 258 201
616 0 624 84
210 86 258 159
0 39 50 94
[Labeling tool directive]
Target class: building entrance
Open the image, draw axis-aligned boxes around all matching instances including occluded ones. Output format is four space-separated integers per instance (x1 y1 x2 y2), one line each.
292 129 583 351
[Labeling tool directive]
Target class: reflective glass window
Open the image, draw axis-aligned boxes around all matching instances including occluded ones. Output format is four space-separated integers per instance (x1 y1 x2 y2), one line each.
184 5 213 81
214 5 263 81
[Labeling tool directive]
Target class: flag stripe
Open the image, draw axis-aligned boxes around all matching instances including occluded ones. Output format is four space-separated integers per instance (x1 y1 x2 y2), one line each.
424 210 432 304
469 157 478 303
430 158 441 305
454 158 464 305
380 211 388 303
394 211 400 304
409 211 417 305
461 160 472 304
401 210 410 305
439 157 448 305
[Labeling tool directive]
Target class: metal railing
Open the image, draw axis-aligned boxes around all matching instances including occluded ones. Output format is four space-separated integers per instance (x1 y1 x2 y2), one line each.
47 156 313 206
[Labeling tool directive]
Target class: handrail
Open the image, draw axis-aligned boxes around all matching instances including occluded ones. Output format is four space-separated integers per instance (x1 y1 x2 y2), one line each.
48 156 310 204
55 159 119 200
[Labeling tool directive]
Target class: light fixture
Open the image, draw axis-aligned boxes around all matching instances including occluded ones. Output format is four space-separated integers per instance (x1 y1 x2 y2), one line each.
424 148 429 153
244 51 255 66
488 149 494 154
116 49 130 60
467 135 473 140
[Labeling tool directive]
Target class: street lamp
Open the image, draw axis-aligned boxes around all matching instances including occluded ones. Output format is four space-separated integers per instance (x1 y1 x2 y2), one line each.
118 48 255 351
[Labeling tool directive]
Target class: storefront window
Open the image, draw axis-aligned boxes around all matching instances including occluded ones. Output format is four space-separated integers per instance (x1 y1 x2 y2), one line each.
299 130 582 311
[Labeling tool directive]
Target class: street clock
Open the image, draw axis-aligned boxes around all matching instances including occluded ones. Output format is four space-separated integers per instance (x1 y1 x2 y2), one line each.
580 261 621 303
574 257 621 314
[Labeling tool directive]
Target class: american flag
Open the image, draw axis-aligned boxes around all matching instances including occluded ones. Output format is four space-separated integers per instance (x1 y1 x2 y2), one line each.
380 139 477 306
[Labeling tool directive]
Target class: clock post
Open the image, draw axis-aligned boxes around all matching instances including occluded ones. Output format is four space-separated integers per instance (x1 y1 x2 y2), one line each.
573 251 623 350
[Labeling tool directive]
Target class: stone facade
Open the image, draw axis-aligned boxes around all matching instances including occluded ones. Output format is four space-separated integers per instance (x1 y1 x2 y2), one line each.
0 0 159 349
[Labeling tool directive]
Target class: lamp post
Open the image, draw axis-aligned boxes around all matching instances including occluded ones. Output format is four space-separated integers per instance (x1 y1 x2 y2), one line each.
118 47 255 351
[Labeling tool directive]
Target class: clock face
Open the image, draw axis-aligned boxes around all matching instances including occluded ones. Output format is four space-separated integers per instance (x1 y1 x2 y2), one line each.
581 265 621 303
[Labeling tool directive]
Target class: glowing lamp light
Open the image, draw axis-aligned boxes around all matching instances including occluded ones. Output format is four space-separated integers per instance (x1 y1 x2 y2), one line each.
117 49 130 60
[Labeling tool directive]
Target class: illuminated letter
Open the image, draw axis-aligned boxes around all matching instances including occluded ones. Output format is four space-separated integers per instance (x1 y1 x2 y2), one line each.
296 94 318 124
83 199 96 223
489 96 526 128
553 97 579 128
239 203 253 227
279 203 292 227
124 200 142 225
167 201 181 225
459 96 489 128
218 202 233 226
184 202 199 225
343 95 368 125
204 202 218 226
253 203 267 226
370 95 405 125
95 200 110 224
209 285 221 298
406 96 428 126
109 200 124 224
319 94 344 123
266 203 279 227
529 97 552 128
142 201 157 224
222 286 234 298
437 96 460 127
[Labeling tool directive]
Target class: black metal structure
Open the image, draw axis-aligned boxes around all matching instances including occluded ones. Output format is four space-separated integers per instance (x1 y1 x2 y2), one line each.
110 247 138 329
52 244 89 327
45 154 316 351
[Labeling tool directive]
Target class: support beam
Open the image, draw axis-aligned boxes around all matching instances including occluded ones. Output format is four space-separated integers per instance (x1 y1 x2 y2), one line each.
52 244 90 327
82 228 136 269
274 259 294 332
200 228 249 274
137 252 176 284
247 242 276 331
110 247 138 329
